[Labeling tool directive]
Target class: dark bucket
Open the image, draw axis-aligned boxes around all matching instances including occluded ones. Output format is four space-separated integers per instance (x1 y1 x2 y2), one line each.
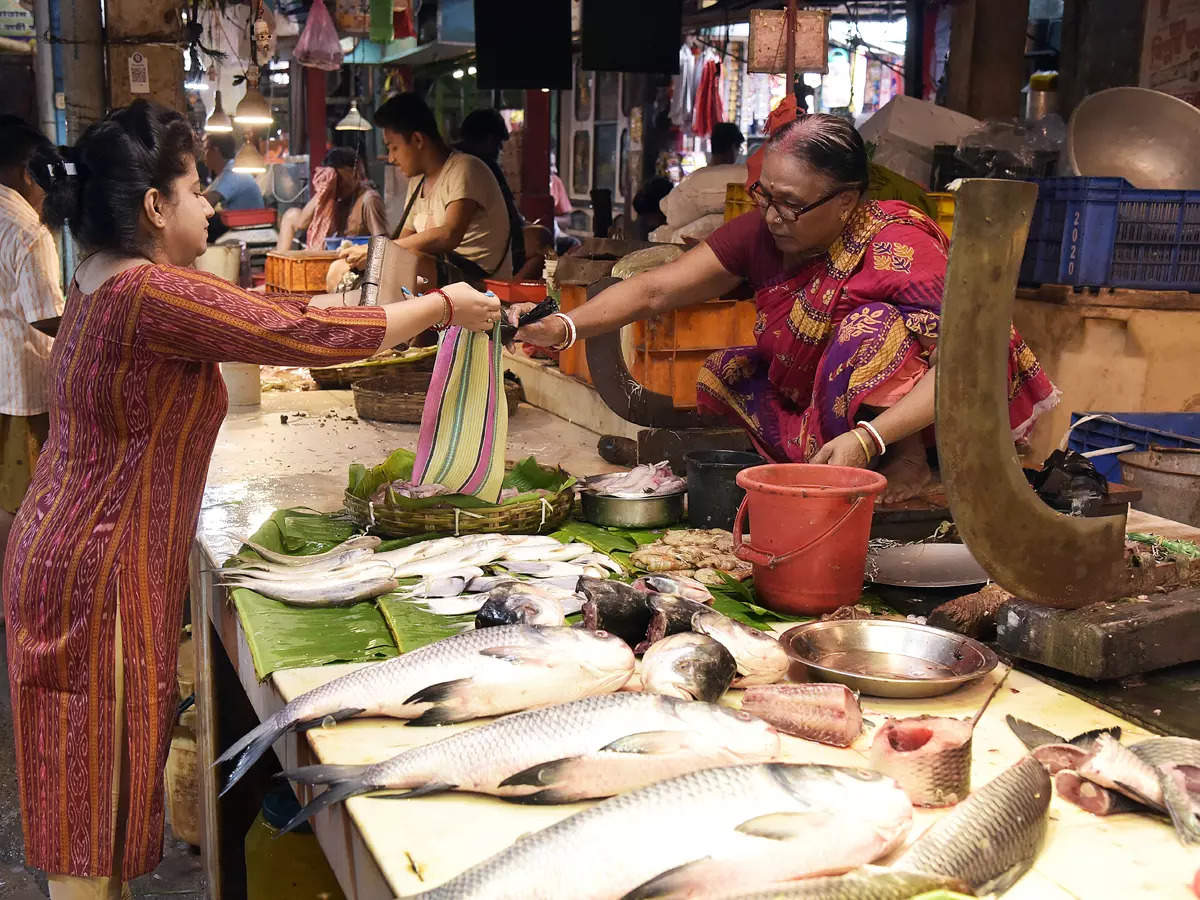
685 450 766 530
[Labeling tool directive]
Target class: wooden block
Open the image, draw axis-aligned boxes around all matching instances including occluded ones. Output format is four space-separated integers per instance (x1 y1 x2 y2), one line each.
1016 284 1200 312
996 590 1200 679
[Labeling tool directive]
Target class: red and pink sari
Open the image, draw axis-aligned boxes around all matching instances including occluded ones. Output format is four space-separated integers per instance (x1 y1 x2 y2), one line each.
698 201 1058 462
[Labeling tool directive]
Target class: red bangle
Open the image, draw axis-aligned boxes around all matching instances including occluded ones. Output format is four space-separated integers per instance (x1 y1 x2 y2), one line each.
432 289 453 330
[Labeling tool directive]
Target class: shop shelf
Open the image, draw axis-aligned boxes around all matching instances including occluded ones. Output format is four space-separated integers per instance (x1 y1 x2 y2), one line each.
1020 177 1200 291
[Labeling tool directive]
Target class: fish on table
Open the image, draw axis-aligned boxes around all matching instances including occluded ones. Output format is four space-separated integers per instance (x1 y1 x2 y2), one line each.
639 633 737 702
406 764 913 900
215 625 635 795
739 683 862 748
691 610 790 687
281 692 780 831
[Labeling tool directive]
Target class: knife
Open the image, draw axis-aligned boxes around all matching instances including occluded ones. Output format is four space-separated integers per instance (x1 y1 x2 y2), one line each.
499 297 560 344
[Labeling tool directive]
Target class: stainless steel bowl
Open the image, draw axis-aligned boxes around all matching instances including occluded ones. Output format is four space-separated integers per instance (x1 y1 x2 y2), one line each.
779 619 999 698
1067 87 1200 189
579 490 685 529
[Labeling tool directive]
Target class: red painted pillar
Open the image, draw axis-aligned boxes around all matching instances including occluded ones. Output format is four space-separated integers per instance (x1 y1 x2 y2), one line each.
519 89 554 227
305 67 327 179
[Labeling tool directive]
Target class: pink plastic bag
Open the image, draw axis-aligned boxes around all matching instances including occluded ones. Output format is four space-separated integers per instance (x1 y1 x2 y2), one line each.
295 0 343 71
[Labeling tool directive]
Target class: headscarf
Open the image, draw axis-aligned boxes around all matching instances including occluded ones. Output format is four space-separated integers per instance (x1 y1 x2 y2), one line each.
305 166 338 250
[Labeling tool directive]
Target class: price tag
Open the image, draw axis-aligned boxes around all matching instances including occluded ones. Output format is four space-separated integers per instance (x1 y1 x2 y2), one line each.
128 51 150 94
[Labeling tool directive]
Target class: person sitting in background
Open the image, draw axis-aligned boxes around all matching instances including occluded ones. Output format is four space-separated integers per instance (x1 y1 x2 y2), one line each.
335 93 512 286
514 224 553 281
651 122 747 244
275 147 388 251
456 108 525 274
549 152 578 255
203 134 264 211
0 115 62 621
632 176 674 242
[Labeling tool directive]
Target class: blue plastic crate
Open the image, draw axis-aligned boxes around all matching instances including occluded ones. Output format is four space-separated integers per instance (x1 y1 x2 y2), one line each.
1020 178 1200 291
1067 412 1200 482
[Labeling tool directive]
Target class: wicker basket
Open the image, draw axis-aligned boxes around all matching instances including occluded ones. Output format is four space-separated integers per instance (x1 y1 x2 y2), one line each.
343 486 573 537
311 351 437 390
354 377 523 424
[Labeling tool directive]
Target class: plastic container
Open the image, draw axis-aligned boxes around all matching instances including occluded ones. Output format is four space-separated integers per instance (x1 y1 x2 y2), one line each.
483 278 546 304
1020 176 1200 290
245 786 346 900
220 363 261 407
220 208 276 228
724 182 756 221
927 191 956 238
1119 448 1200 526
685 450 764 530
733 464 887 615
1066 412 1200 482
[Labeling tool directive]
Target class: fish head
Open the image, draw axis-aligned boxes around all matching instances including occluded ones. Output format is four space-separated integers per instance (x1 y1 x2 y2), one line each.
542 626 637 688
671 700 781 759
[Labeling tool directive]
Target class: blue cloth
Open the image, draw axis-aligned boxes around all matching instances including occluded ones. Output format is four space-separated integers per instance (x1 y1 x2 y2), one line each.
209 167 264 210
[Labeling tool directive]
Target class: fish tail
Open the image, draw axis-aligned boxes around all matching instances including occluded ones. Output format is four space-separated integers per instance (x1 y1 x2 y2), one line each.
217 713 292 797
1160 765 1200 845
279 780 374 834
283 763 371 785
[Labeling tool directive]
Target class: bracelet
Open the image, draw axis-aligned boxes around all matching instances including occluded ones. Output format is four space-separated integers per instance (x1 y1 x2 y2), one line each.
549 313 577 351
432 289 453 330
850 428 874 462
857 420 887 457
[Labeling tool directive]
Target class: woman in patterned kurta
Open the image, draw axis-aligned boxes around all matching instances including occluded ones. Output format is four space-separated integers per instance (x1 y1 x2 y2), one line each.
513 114 1057 502
2 102 500 896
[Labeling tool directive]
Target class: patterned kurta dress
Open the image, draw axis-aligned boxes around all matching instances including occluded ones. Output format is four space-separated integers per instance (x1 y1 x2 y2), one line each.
3 264 386 877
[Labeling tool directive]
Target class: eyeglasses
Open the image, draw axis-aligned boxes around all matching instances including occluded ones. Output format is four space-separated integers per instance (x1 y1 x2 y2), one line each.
748 181 850 223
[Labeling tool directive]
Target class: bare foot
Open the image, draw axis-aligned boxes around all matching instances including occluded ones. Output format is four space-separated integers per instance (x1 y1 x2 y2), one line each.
877 434 933 504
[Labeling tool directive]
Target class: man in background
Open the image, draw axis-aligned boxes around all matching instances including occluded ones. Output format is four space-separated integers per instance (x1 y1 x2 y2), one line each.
0 116 63 620
204 133 265 211
456 108 525 274
337 93 511 285
652 121 746 244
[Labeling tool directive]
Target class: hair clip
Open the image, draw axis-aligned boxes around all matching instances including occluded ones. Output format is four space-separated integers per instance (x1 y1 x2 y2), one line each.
63 162 77 176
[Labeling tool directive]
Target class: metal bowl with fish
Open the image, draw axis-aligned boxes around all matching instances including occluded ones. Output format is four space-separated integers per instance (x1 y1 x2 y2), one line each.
779 619 998 699
579 463 686 528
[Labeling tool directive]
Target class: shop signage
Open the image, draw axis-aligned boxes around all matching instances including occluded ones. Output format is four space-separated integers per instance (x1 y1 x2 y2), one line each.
1141 0 1200 106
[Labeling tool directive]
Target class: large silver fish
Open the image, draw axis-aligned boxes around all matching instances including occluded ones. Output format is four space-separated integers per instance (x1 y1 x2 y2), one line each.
705 867 969 899
220 565 399 606
408 764 913 900
216 625 634 795
691 611 790 687
892 755 1051 895
233 533 381 565
282 693 780 831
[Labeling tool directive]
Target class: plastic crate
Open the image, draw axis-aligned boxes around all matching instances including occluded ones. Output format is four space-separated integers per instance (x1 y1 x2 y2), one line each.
219 208 276 228
1066 412 1200 482
1020 177 1200 290
482 278 546 303
928 191 955 238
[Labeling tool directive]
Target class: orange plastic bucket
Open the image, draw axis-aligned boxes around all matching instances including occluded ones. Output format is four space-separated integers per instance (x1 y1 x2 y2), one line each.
733 464 887 615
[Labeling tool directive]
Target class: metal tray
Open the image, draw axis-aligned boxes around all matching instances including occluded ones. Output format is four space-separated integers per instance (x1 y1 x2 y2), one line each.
779 619 999 698
869 542 990 588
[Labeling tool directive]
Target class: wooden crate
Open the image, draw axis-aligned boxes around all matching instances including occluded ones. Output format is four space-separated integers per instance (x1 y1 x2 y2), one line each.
629 349 719 408
634 299 756 351
558 283 592 383
264 250 340 293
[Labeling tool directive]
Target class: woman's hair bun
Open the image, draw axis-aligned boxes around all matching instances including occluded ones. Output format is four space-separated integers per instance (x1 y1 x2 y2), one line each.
36 144 85 231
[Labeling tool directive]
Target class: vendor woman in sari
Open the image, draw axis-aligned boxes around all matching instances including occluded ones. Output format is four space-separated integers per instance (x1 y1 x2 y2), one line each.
514 114 1058 503
3 100 499 898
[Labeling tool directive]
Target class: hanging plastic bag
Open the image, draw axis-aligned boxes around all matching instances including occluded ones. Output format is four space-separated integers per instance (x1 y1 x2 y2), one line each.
294 0 343 71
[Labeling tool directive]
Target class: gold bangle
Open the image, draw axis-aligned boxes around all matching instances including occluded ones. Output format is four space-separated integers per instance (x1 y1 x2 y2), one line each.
850 428 873 462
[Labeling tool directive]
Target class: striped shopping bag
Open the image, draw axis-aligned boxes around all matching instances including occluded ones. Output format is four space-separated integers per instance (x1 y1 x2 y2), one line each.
412 324 507 503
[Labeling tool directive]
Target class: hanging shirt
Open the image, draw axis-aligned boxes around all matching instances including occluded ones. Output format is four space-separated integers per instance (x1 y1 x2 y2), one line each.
0 185 62 416
404 151 512 276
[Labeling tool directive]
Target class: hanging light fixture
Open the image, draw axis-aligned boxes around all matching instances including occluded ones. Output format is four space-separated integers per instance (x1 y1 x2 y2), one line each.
205 90 234 133
335 99 372 132
232 138 267 174
234 68 273 126
185 50 209 92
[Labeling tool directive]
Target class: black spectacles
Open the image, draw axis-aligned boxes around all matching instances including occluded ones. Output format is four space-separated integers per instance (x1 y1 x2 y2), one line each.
748 181 850 223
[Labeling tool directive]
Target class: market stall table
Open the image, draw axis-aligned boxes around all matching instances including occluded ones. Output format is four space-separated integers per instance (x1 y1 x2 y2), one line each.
191 397 1200 899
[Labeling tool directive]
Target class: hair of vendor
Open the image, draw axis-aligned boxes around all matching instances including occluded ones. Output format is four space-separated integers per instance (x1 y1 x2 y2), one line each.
372 92 445 143
38 99 197 254
767 114 869 191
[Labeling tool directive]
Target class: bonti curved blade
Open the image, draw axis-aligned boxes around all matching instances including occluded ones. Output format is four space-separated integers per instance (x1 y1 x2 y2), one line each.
584 276 701 429
936 179 1126 609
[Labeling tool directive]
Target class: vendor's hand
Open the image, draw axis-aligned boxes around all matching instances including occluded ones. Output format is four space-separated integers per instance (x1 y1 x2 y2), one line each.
508 303 569 348
325 258 352 293
810 429 871 468
339 243 370 270
440 282 502 332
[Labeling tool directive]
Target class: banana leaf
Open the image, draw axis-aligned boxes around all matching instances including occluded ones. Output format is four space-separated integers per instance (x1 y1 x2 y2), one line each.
378 594 475 653
351 454 575 510
348 448 417 501
1127 532 1200 560
232 588 398 681
550 521 667 554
